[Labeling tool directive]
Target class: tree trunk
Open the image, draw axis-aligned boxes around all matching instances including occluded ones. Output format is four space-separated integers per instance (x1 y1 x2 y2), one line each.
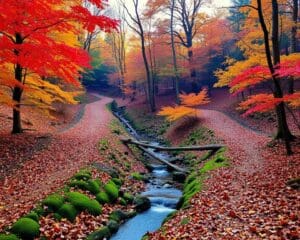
12 33 24 134
257 0 293 154
289 0 299 94
170 0 180 103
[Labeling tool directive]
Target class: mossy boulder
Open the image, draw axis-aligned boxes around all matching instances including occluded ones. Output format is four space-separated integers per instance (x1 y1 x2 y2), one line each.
96 192 110 204
86 226 111 240
69 180 89 191
0 234 19 240
111 178 122 187
73 170 92 181
42 194 64 211
123 193 134 204
104 182 119 202
133 196 151 212
107 220 119 234
58 204 77 222
131 172 146 181
24 212 39 222
109 210 128 223
66 192 102 215
87 180 101 194
11 218 40 240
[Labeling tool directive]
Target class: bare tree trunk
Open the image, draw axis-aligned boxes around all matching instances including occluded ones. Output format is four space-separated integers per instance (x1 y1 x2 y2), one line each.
170 0 180 103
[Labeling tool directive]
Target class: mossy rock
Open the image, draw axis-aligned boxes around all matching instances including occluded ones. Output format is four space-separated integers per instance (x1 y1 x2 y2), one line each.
68 180 89 191
73 170 92 181
58 204 77 222
109 210 130 223
104 182 119 202
0 234 19 240
123 193 134 203
96 192 110 204
111 178 122 187
107 220 119 234
66 192 101 215
53 213 62 221
119 198 127 206
131 172 146 181
133 196 151 212
11 218 40 240
87 200 102 216
87 180 101 194
86 226 111 240
42 194 64 211
24 212 39 222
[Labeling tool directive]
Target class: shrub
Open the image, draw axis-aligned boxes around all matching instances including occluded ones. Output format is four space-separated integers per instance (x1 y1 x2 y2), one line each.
66 192 101 215
42 194 64 211
11 218 40 240
58 204 77 222
24 212 39 222
96 192 110 204
0 234 19 240
104 182 119 202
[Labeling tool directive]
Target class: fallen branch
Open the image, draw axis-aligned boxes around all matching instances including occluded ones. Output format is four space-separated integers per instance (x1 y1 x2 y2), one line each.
121 138 224 152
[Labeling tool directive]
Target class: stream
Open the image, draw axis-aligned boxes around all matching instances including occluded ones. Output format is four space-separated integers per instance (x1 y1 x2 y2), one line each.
110 110 182 240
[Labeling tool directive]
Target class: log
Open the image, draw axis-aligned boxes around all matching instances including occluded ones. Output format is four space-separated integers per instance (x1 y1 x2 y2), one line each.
121 138 224 152
137 145 188 173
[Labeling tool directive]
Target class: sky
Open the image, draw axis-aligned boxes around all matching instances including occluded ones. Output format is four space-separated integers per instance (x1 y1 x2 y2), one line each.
108 0 233 15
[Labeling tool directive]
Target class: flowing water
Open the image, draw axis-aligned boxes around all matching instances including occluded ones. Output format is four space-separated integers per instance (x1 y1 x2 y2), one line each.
110 111 182 240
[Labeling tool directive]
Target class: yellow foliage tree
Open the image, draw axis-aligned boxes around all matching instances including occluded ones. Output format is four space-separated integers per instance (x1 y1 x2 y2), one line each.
158 89 210 122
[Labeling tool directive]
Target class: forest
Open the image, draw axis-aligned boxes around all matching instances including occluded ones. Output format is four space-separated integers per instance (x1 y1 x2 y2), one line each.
0 0 299 239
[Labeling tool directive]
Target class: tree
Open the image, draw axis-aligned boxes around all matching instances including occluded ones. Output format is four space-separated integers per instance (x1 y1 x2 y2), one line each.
0 0 117 133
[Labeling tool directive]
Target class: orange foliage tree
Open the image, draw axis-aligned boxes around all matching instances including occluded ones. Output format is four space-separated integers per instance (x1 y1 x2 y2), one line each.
158 89 210 121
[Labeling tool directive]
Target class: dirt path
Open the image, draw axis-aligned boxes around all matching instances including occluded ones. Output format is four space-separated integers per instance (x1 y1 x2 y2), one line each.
0 95 114 230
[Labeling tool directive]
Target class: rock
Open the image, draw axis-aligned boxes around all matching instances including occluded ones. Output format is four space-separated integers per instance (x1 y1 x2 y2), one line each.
133 196 151 212
92 163 119 178
87 226 111 240
173 172 186 183
107 220 119 234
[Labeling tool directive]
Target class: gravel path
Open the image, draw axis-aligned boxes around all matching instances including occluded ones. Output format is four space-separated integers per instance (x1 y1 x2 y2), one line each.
0 95 114 229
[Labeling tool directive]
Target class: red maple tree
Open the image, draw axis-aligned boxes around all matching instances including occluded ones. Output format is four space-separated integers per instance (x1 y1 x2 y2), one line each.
0 0 117 133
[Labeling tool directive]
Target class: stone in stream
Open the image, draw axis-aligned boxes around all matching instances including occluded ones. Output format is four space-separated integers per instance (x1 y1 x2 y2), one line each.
133 196 151 212
173 172 186 183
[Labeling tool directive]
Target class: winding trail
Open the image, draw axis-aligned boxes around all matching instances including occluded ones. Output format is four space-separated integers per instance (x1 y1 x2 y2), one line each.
0 95 114 229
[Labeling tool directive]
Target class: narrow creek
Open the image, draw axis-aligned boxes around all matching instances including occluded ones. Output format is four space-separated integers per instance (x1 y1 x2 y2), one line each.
110 110 182 240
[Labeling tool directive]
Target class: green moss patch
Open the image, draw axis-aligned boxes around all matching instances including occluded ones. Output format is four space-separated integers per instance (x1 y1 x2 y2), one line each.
66 192 102 215
58 204 77 222
131 172 146 181
0 234 19 240
11 218 40 240
24 212 39 222
42 194 64 211
73 170 92 181
96 191 110 204
104 182 119 202
86 226 111 240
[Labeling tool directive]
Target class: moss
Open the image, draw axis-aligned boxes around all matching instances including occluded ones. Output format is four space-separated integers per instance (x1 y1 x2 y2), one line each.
180 217 189 225
109 210 129 223
53 213 62 221
104 182 119 202
96 192 110 204
11 218 40 240
87 180 101 194
73 170 92 181
111 178 122 187
86 226 111 240
123 193 134 203
119 198 127 206
0 234 19 240
58 204 77 222
131 172 145 181
87 200 102 216
24 212 39 222
69 180 89 191
42 194 64 211
200 149 228 173
66 192 101 215
107 220 119 234
98 139 109 151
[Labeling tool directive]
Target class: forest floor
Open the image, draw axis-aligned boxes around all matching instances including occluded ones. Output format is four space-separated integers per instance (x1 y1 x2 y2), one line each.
0 88 299 239
0 93 146 233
